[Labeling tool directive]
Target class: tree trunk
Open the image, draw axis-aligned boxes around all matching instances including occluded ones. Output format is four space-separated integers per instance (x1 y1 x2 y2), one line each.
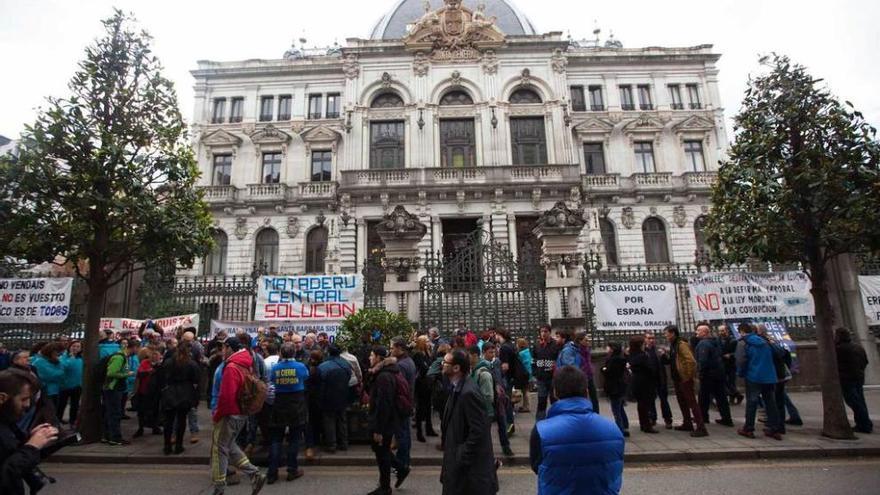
810 260 856 439
78 271 107 443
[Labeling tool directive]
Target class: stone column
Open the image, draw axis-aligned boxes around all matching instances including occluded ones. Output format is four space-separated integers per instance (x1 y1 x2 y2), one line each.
377 205 429 319
828 254 880 384
533 201 587 322
355 218 367 273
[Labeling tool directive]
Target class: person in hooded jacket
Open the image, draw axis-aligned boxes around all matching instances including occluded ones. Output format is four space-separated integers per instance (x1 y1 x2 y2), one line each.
530 365 624 495
735 322 783 440
601 342 629 437
30 343 65 416
58 340 83 426
366 346 404 495
158 342 200 455
627 336 658 434
835 327 873 434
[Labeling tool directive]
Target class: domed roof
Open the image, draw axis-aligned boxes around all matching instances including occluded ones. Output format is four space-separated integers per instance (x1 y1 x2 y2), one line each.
370 0 537 40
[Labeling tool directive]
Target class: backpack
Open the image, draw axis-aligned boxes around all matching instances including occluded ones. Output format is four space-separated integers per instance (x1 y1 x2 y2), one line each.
770 343 792 382
95 352 124 390
233 362 268 415
394 371 413 417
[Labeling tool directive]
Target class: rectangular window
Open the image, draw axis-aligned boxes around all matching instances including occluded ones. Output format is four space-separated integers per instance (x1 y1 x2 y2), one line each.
569 86 586 112
325 93 340 119
259 96 274 122
510 117 548 165
230 97 243 123
261 152 281 183
440 119 476 168
212 154 232 185
638 85 653 110
687 84 702 109
277 95 292 121
684 140 706 171
634 141 656 173
308 94 322 119
619 85 634 111
370 121 406 169
211 98 226 124
588 85 605 111
583 143 606 175
311 150 332 182
668 85 683 110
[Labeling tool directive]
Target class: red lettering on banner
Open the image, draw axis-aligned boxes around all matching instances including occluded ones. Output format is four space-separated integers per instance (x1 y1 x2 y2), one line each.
696 293 721 311
262 303 358 320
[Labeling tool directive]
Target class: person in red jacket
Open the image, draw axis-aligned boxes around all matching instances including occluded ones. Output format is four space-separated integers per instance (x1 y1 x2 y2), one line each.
210 337 266 495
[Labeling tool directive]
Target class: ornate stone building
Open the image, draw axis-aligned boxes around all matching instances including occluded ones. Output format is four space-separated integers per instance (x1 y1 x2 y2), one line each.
186 0 726 330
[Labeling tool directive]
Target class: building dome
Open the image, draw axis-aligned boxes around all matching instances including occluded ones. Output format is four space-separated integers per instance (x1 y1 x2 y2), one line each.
369 0 537 40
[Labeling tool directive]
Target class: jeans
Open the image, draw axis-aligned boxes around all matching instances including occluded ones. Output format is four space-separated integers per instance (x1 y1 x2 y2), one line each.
744 381 781 433
724 364 742 398
372 434 395 490
395 415 411 468
323 410 348 450
494 409 511 448
841 380 873 432
188 407 200 434
211 415 260 489
503 377 515 426
609 397 629 433
775 382 802 427
699 375 732 423
536 378 552 420
650 383 673 425
102 389 124 442
268 425 304 477
58 386 81 424
587 378 600 414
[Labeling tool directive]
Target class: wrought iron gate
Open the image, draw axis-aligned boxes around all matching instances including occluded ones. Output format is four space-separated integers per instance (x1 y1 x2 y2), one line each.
420 230 547 338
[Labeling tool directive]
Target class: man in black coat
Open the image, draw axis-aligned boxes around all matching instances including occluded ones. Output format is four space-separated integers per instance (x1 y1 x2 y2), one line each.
645 331 673 429
367 346 404 495
835 328 873 433
440 349 498 495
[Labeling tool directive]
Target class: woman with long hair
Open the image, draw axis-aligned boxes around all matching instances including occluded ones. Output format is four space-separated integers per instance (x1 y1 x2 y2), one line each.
601 341 629 437
157 342 200 454
412 335 436 442
628 336 659 433
304 348 324 461
58 340 83 426
133 347 162 437
31 342 65 414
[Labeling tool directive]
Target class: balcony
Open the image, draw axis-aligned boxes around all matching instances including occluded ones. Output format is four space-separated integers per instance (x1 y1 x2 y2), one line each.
590 105 606 112
299 181 338 201
246 183 287 203
583 171 718 196
339 164 581 192
639 104 654 111
621 104 635 111
671 103 684 110
582 174 621 192
200 185 237 204
689 103 703 110
683 171 718 191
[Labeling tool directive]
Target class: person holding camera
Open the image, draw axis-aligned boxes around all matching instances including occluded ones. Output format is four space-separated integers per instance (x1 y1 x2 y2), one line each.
0 368 60 495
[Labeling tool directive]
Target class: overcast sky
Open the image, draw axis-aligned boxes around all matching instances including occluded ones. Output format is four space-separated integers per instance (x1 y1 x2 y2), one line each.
1 0 878 140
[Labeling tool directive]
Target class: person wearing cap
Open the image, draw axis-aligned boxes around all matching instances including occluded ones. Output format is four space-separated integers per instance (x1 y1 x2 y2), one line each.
366 345 405 495
391 338 416 474
317 344 352 453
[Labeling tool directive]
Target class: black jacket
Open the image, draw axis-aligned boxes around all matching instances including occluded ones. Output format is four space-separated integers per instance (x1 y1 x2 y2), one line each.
368 360 401 437
602 354 628 399
628 350 658 400
440 376 498 495
646 347 667 388
720 335 738 369
695 338 725 381
836 337 869 383
158 358 200 411
532 340 560 381
0 421 42 495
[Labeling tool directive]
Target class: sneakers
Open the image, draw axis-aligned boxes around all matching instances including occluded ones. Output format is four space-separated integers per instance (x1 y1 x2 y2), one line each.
394 466 411 488
251 473 267 495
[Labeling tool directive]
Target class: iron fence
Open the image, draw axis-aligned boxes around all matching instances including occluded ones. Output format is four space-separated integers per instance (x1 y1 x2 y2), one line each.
0 274 87 350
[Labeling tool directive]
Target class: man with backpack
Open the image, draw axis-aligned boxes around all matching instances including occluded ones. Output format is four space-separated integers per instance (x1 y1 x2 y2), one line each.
210 336 267 495
390 338 415 477
735 322 783 440
482 343 514 457
532 325 559 420
100 338 133 445
496 329 524 437
367 346 408 495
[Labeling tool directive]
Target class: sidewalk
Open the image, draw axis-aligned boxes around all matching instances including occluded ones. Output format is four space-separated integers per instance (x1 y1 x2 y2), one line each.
49 389 880 466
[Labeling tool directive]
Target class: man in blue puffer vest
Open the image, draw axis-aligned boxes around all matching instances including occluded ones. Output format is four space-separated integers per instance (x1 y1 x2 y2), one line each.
530 365 624 495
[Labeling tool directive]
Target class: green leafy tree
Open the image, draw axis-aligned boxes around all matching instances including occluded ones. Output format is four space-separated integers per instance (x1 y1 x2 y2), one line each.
335 309 415 352
0 11 213 441
706 54 880 439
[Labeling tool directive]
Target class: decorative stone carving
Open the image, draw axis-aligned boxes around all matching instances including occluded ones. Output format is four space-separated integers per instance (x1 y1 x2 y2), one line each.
201 129 242 158
534 201 587 235
649 206 657 215
519 68 532 87
412 51 430 77
380 193 390 212
541 253 584 269
234 217 248 240
531 188 542 210
550 48 568 73
403 0 505 63
249 124 292 156
481 49 498 75
286 216 300 238
673 205 687 228
342 53 360 79
384 257 421 279
376 205 428 241
450 70 463 86
621 207 635 229
380 72 393 88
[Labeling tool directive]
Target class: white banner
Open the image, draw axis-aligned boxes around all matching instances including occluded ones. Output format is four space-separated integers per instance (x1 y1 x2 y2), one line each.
254 275 363 322
859 276 880 326
0 278 73 324
594 282 677 331
210 320 340 339
688 271 814 321
100 313 199 337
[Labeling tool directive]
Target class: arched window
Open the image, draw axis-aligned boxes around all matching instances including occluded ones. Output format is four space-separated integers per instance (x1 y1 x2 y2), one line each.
694 216 710 257
440 90 474 106
203 230 228 275
599 219 618 267
509 88 542 104
305 227 328 274
255 228 279 274
370 92 404 108
642 218 670 264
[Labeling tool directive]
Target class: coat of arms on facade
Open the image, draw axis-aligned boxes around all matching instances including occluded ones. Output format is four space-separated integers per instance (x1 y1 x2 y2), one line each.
234 216 248 240
621 207 635 229
404 0 505 62
673 205 687 228
286 216 300 238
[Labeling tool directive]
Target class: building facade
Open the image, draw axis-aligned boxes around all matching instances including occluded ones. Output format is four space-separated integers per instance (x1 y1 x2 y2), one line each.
185 0 727 330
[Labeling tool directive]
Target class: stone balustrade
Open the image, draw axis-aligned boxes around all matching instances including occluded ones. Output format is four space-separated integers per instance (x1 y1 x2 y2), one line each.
339 164 581 190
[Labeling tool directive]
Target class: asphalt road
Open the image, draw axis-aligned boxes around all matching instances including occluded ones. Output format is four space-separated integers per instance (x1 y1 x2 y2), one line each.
39 458 880 494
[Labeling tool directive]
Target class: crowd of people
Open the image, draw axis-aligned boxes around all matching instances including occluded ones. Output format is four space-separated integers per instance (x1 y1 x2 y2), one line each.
0 319 874 494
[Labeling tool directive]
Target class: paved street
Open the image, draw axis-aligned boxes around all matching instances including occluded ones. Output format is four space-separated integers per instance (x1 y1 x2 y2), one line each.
40 458 880 494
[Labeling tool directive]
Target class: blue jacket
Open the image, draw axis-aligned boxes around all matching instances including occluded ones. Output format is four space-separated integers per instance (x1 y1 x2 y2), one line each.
531 397 625 495
31 355 65 396
127 354 140 394
98 340 121 359
270 359 309 394
61 353 83 390
556 342 582 370
317 356 352 412
519 348 533 380
210 363 225 412
736 333 777 384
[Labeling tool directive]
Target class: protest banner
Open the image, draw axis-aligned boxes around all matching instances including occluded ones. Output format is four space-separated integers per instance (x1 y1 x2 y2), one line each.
688 271 814 321
210 320 340 340
0 278 74 324
729 319 799 373
594 282 677 331
99 313 199 337
254 274 363 322
858 276 880 326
